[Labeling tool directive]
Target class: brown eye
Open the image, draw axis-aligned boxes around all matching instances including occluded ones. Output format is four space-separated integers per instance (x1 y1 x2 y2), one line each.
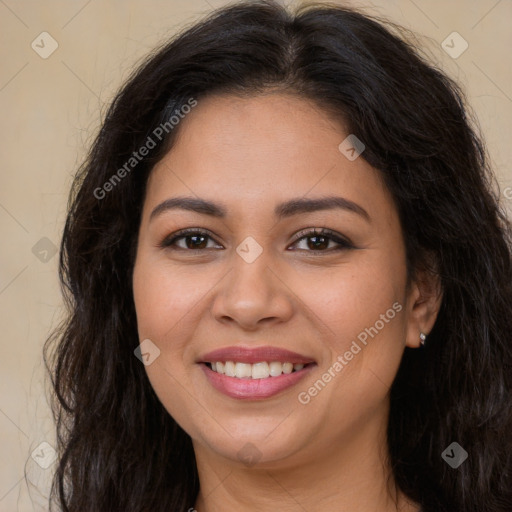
160 229 223 250
289 228 353 252
159 227 353 253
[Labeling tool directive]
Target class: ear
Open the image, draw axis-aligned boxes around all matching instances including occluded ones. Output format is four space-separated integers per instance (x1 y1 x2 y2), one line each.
404 264 443 348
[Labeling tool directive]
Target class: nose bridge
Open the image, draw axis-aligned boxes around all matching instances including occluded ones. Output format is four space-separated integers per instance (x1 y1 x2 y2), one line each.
227 238 274 303
210 236 293 327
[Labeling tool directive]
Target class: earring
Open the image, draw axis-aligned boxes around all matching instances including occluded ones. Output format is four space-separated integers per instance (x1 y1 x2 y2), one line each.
419 332 427 346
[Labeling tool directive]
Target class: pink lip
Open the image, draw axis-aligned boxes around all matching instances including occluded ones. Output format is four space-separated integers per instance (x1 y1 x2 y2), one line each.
199 346 315 365
200 363 315 400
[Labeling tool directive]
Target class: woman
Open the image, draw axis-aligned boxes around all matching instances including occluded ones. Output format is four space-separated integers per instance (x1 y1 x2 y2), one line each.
44 1 512 511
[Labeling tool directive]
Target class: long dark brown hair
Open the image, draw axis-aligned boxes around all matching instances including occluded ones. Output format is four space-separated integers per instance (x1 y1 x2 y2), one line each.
44 1 512 510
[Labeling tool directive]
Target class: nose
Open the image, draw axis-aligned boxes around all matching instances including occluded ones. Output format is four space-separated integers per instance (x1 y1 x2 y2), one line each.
209 248 294 331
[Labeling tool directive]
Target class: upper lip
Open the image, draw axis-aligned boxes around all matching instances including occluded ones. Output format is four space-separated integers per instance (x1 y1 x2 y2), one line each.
198 346 316 365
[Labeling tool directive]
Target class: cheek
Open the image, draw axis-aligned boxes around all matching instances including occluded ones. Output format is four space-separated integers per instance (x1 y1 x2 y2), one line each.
297 252 407 400
133 255 209 340
294 296 405 428
301 254 405 345
132 253 227 392
132 255 207 433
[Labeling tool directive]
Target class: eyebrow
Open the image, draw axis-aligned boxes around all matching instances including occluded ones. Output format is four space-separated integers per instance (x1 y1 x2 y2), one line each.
149 195 370 222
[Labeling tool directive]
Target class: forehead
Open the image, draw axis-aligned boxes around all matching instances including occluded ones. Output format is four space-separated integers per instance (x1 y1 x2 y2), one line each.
144 92 393 220
169 92 346 162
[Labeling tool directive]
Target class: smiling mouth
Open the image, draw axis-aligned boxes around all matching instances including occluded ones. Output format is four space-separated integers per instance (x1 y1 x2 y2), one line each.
205 361 314 379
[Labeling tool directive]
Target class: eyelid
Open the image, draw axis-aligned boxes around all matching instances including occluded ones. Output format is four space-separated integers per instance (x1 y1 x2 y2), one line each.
158 227 221 249
290 227 354 248
159 227 354 251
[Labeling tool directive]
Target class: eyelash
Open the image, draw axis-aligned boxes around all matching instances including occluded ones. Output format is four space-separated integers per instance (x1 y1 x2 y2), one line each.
158 227 354 253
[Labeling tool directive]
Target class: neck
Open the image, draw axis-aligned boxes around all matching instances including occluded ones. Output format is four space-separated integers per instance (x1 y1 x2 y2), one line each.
192 412 420 512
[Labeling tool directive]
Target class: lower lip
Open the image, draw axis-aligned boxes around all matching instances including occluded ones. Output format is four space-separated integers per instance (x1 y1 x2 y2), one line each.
200 363 315 400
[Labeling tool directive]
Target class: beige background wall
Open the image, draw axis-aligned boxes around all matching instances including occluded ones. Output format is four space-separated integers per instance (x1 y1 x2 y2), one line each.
0 0 511 510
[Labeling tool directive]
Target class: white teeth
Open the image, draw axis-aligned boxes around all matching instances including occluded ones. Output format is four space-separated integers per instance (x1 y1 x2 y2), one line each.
251 362 270 379
269 361 283 377
235 362 252 378
282 362 293 374
224 361 236 377
209 361 307 378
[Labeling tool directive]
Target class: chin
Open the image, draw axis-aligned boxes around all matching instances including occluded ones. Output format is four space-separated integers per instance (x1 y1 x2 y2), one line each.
191 416 315 469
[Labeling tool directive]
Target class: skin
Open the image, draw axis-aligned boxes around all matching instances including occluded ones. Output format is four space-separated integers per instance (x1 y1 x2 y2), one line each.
132 92 442 512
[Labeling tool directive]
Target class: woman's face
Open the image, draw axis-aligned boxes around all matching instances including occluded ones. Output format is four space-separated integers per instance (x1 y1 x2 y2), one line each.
133 92 426 468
